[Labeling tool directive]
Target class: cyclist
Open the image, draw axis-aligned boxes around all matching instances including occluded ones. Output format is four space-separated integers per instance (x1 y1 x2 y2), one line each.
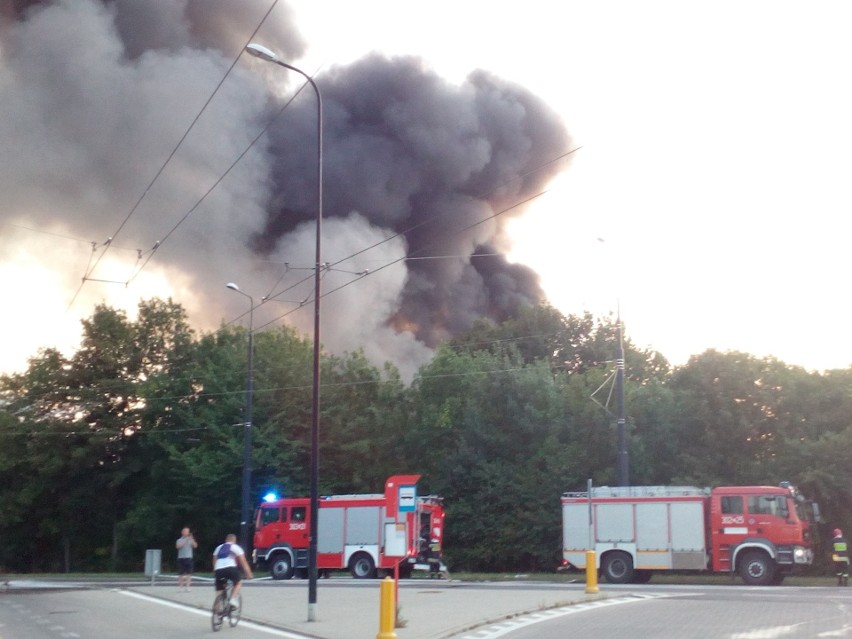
212 533 253 609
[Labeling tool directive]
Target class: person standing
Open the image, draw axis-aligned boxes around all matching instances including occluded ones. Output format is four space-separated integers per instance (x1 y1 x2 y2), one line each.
832 528 849 586
176 527 198 591
213 533 253 610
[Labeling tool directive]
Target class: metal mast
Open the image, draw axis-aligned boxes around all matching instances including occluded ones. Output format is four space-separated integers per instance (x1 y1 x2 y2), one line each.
615 312 629 486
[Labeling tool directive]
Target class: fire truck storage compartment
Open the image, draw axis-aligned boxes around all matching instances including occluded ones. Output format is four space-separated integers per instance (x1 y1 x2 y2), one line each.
317 502 381 553
565 486 708 571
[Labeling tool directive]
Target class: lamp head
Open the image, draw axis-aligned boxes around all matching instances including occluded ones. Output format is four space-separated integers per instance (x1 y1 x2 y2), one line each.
246 43 278 63
226 282 240 291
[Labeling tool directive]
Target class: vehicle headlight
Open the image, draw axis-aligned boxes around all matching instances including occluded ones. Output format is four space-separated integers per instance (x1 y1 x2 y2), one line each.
793 546 812 564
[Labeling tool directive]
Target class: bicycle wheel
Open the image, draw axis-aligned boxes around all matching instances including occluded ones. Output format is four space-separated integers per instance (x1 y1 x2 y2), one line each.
211 591 226 632
228 593 242 627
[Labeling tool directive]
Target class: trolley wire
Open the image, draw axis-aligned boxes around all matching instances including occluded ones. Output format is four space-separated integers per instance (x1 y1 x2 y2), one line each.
66 0 283 310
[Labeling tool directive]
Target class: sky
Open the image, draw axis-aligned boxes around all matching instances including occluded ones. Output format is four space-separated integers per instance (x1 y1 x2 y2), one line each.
2 0 851 378
286 0 852 371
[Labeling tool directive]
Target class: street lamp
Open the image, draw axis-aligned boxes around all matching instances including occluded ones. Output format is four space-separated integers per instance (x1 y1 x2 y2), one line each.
245 42 323 622
615 314 629 487
226 282 255 551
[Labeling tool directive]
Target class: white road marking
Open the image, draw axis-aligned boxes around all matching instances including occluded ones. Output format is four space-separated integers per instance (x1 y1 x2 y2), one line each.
816 625 852 638
731 627 801 638
117 590 311 638
458 593 669 639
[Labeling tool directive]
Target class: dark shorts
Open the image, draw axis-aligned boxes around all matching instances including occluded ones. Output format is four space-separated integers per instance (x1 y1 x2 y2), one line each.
214 566 241 591
177 558 193 575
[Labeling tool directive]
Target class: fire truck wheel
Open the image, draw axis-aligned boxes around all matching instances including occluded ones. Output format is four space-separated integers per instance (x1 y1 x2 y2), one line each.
601 551 634 584
738 551 775 586
270 554 295 580
349 552 376 579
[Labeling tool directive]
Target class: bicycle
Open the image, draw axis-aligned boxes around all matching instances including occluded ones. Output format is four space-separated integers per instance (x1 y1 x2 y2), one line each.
211 580 242 631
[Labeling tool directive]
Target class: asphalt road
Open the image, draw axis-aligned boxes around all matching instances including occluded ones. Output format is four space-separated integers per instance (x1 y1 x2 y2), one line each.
0 586 301 639
456 585 852 639
2 576 604 639
4 579 852 639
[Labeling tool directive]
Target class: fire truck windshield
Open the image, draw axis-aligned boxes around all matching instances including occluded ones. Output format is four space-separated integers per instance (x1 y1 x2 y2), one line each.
748 495 789 518
260 507 280 526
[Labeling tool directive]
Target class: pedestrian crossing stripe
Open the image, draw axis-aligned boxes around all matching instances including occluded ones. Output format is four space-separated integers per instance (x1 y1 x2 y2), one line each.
456 593 668 639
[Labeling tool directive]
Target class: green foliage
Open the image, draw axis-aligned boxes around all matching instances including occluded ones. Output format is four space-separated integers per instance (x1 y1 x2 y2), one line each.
1 297 850 574
409 343 586 570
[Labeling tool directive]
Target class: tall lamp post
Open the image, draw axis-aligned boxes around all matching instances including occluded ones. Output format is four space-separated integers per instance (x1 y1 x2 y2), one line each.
615 314 629 487
226 282 255 551
245 42 323 622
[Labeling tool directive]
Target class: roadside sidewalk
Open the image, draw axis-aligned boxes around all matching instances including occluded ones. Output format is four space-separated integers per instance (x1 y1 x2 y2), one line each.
128 577 606 639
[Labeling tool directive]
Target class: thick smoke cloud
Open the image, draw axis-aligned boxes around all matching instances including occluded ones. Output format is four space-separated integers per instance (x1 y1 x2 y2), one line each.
0 0 571 379
260 53 571 348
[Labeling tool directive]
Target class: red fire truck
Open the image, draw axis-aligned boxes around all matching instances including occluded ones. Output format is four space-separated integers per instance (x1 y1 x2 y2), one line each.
252 474 446 579
562 482 819 585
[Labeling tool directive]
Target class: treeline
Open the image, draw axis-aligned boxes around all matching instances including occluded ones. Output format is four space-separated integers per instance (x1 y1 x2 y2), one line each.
1 298 851 574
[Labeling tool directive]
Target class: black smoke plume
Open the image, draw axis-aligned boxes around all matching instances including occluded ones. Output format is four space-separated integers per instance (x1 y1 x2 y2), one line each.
0 0 572 378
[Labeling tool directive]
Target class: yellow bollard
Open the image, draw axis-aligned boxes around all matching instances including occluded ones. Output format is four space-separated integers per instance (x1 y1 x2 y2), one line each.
376 576 397 639
585 550 599 594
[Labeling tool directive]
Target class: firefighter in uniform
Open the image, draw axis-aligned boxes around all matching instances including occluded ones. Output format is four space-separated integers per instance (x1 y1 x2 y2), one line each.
419 525 441 577
832 528 849 586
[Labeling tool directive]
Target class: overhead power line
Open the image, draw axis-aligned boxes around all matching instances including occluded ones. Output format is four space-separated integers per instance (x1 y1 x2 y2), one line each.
67 0 283 310
250 148 582 332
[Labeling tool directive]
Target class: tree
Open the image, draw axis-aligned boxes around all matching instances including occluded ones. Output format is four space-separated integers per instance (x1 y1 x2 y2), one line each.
0 299 198 570
2 297 848 575
408 343 571 570
320 351 409 493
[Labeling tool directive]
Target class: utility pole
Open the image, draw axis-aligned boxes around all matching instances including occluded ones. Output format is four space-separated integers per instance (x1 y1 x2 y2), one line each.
615 314 629 486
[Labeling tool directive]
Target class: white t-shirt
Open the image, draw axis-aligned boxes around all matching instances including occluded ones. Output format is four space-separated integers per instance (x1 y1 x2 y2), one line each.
213 542 245 570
